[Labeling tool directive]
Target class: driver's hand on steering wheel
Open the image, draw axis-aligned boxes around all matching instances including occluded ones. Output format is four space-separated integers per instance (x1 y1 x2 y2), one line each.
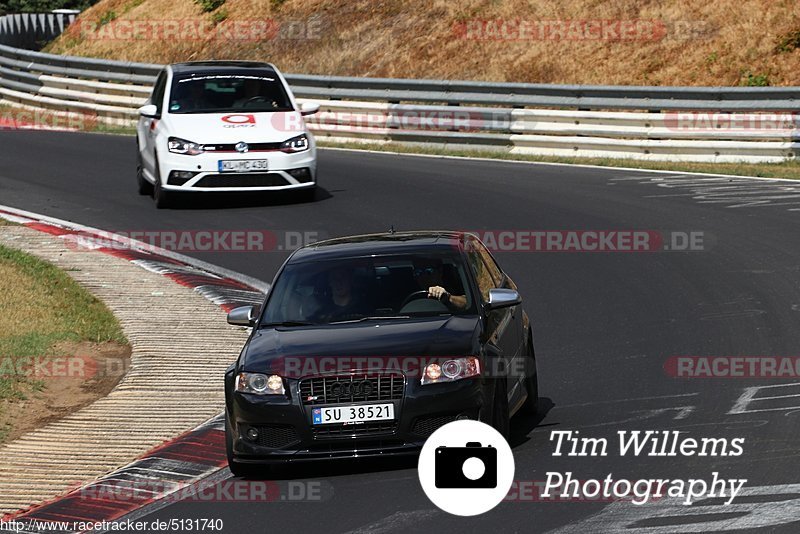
427 286 449 301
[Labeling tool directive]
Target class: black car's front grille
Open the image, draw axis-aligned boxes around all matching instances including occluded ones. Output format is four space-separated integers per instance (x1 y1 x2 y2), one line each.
252 424 301 449
194 173 290 188
312 421 398 439
411 414 457 437
299 373 405 405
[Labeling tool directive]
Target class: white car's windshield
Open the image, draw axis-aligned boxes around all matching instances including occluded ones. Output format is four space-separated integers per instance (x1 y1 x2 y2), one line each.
168 72 294 114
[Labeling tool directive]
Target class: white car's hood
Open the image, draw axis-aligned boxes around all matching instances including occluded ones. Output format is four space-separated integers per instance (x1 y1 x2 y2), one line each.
164 111 306 144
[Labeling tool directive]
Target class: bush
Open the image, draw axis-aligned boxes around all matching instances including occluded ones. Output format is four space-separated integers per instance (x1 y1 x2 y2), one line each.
741 71 770 87
98 9 115 25
210 8 227 25
776 29 800 53
194 0 224 13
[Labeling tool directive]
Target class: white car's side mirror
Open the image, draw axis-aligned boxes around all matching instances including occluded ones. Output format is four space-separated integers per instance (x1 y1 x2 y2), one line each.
138 104 159 118
300 102 320 116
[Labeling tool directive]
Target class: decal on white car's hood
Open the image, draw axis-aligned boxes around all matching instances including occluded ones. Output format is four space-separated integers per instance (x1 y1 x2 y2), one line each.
164 112 306 143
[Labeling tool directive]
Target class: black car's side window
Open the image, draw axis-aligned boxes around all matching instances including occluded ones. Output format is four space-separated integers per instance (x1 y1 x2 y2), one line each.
466 242 498 302
476 243 503 286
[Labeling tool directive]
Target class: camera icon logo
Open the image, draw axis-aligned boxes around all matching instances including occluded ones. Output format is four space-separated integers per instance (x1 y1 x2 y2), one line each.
418 420 515 516
435 442 497 489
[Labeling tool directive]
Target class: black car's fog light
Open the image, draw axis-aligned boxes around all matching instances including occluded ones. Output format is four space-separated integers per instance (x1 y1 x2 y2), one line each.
246 427 259 441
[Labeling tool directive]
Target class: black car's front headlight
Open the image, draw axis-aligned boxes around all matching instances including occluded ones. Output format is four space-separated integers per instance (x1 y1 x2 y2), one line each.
280 134 309 153
168 137 204 155
235 372 286 395
421 356 481 385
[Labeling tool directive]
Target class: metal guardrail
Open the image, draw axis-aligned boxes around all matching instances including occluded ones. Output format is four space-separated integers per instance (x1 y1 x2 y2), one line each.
1 13 799 162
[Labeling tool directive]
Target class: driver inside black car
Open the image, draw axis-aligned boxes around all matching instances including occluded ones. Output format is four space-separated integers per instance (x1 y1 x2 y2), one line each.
412 258 467 310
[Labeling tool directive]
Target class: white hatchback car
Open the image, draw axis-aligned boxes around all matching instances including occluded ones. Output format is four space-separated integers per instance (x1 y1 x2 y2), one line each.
136 61 319 208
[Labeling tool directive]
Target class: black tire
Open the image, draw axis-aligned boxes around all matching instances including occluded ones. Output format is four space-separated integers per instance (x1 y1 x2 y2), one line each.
152 157 172 209
136 148 153 196
225 414 253 478
521 336 539 414
493 378 510 439
481 378 510 439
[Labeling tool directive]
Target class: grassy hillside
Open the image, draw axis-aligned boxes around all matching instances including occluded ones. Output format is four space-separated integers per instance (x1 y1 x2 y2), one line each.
47 0 800 86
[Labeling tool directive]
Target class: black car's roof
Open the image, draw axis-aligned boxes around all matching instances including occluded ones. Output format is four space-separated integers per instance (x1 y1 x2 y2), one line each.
288 231 470 263
170 61 277 75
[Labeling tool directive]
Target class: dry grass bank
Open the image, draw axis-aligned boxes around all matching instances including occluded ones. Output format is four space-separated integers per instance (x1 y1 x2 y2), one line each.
47 0 800 85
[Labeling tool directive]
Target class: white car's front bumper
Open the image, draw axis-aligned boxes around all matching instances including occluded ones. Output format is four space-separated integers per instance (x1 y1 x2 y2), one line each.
156 146 317 192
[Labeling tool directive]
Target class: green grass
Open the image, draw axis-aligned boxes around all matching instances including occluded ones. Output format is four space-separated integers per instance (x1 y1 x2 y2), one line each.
316 140 800 180
0 244 127 407
94 122 137 135
98 10 117 26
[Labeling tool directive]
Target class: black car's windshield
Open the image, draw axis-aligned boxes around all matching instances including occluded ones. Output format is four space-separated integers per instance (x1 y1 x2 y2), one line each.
260 253 477 326
168 71 294 114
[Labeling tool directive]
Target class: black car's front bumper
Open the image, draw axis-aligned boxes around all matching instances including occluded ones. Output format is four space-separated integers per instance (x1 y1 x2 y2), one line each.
226 373 484 464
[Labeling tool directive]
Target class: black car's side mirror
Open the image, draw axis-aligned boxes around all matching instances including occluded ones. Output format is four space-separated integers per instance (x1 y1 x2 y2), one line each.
227 305 257 327
485 288 521 311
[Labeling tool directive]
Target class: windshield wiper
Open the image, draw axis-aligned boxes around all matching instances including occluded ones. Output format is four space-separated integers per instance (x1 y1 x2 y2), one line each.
259 321 315 328
328 315 411 324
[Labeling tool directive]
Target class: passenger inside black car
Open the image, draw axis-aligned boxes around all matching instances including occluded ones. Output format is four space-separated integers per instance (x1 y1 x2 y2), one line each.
308 267 367 323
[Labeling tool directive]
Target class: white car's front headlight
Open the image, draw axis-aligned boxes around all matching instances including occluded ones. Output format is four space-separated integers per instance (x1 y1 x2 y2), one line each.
168 137 204 155
235 372 286 395
280 134 309 153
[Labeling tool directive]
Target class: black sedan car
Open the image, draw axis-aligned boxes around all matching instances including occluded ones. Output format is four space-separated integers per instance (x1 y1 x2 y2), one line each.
224 231 538 475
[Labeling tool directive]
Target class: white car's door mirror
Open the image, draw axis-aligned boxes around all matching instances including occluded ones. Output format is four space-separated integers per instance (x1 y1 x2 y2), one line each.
300 102 320 116
138 104 159 118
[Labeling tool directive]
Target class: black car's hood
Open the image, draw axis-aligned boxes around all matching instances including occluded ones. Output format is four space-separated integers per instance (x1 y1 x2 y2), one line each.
242 315 481 378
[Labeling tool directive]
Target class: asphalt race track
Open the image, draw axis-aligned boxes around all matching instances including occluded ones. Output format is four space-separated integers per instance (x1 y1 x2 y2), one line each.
2 129 800 533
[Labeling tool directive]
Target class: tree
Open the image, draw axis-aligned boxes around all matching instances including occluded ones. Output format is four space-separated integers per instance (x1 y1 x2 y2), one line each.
0 0 98 14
